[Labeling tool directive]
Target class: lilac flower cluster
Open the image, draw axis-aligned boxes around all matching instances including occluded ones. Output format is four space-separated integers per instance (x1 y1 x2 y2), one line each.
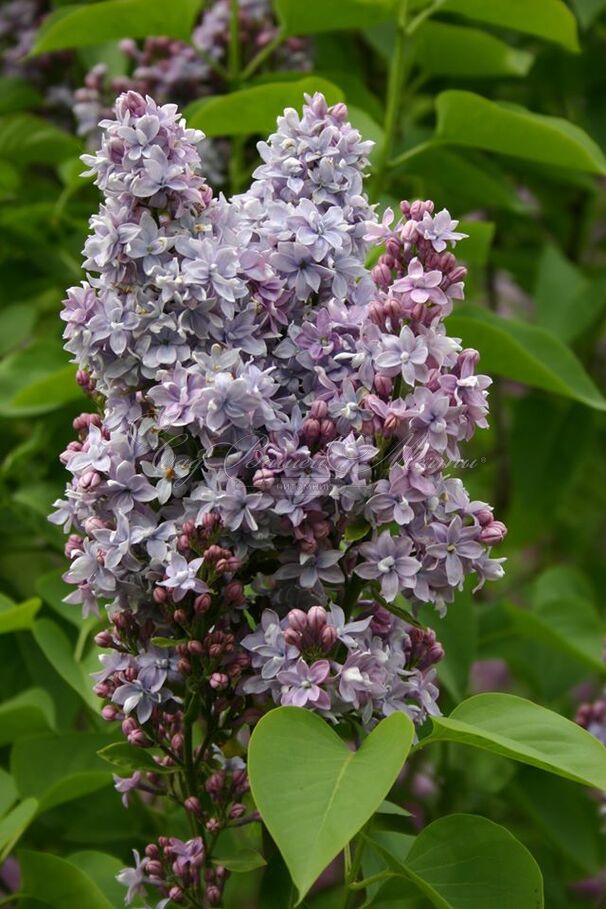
243 603 443 726
51 90 505 907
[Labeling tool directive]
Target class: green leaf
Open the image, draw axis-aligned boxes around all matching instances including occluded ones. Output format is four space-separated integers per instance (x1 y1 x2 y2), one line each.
32 0 203 53
446 304 606 411
248 707 414 901
19 850 115 909
412 21 533 78
570 0 606 28
393 146 524 213
0 597 41 634
8 365 83 416
0 78 42 115
435 91 606 174
348 106 384 161
534 245 606 342
441 0 579 51
97 742 173 775
11 732 114 812
185 77 342 137
513 768 604 874
369 814 544 908
0 798 39 860
457 221 494 265
422 693 606 789
0 159 20 199
66 851 125 908
0 769 17 818
0 688 56 745
275 0 397 36
36 569 87 629
211 848 266 873
505 597 606 674
32 619 99 711
0 303 36 356
533 565 595 607
0 114 81 164
506 395 593 545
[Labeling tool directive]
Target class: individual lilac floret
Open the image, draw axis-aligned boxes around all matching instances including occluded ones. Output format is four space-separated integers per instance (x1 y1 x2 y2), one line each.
355 531 421 602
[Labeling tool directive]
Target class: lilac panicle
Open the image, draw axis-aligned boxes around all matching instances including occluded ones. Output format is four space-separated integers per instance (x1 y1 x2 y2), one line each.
50 90 506 908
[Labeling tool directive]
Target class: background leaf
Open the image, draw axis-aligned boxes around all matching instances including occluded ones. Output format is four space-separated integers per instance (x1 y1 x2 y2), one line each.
435 91 606 173
33 0 204 53
423 693 606 789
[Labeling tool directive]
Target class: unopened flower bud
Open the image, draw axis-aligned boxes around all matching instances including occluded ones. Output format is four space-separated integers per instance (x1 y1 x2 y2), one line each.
479 520 507 545
184 796 201 815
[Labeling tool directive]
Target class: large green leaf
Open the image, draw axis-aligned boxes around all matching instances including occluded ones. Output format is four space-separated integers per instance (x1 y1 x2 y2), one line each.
0 688 55 745
421 693 606 789
185 77 342 137
67 851 125 908
368 814 543 908
514 768 604 874
0 769 17 818
435 91 606 174
11 732 114 813
446 304 606 411
36 569 85 628
0 597 41 634
393 146 524 212
534 244 606 342
8 365 83 417
19 850 115 909
275 0 397 36
32 618 99 711
0 303 37 356
32 0 203 53
0 78 42 115
505 597 606 674
0 114 81 165
248 707 414 901
441 0 579 51
412 21 533 78
0 798 39 860
570 0 606 28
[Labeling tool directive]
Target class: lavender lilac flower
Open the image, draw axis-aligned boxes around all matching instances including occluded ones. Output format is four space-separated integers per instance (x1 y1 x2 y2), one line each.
51 90 506 907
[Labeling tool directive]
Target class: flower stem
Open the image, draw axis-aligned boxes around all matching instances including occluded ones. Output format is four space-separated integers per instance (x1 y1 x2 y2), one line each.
228 0 241 86
241 28 285 81
372 0 410 198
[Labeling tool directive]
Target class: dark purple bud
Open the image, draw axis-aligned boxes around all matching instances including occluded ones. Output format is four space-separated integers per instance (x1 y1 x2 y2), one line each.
287 609 308 632
194 593 212 614
95 630 113 648
185 796 201 815
253 468 275 490
209 672 229 690
320 624 338 651
307 606 327 634
207 885 222 905
309 400 328 420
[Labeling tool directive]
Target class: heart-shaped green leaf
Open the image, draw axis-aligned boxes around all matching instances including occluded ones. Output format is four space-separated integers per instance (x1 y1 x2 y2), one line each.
248 707 413 902
421 694 606 789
